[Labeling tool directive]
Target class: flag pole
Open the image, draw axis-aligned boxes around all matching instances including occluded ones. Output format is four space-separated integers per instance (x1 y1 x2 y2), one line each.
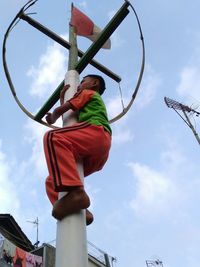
55 3 88 267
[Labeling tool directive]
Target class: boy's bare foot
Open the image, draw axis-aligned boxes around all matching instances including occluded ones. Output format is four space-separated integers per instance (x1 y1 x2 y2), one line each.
86 209 94 225
52 187 90 221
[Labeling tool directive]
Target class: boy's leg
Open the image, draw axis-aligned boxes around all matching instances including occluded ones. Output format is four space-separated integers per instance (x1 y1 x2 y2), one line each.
43 125 111 190
46 176 93 225
43 129 83 191
44 127 90 222
43 124 110 222
45 176 58 205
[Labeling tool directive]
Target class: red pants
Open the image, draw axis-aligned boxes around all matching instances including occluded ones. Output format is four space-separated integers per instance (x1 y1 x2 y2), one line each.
43 123 111 205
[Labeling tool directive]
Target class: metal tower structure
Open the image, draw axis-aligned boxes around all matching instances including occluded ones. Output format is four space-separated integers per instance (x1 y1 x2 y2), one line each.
164 96 200 145
146 259 164 267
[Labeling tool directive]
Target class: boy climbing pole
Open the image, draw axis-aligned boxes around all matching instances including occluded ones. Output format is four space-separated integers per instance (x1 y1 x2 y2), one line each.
43 74 112 225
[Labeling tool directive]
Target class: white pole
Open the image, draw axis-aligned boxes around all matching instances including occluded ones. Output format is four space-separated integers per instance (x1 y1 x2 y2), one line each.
55 70 88 267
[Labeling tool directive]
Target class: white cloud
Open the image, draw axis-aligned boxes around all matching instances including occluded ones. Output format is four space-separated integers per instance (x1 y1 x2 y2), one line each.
106 65 162 119
106 91 132 120
135 65 162 110
25 35 68 175
110 31 126 49
0 141 20 214
108 65 160 117
112 128 133 144
176 65 200 102
23 120 48 177
176 42 200 106
128 162 177 218
126 140 198 223
106 96 134 144
79 1 87 9
160 143 187 170
27 41 67 99
106 9 126 48
0 135 52 242
1 120 56 243
107 96 124 119
106 65 161 145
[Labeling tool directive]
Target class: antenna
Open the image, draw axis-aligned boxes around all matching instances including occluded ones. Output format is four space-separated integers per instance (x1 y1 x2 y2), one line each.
164 96 200 145
27 217 39 248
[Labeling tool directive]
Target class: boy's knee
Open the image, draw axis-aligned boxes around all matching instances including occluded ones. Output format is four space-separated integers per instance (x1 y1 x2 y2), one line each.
52 132 72 148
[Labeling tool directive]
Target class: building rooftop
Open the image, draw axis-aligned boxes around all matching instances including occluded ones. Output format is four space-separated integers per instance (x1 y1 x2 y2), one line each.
0 214 34 251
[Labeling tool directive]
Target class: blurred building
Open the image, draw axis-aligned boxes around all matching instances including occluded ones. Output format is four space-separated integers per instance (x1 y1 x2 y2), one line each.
0 214 114 267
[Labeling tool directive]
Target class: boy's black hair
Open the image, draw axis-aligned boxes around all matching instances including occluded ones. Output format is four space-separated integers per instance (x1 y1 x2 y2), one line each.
84 74 106 95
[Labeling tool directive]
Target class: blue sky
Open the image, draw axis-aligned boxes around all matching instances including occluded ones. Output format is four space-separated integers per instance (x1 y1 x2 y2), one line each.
1 1 200 267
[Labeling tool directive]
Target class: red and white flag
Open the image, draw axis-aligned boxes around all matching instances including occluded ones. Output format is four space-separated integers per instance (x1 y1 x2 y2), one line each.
70 6 111 49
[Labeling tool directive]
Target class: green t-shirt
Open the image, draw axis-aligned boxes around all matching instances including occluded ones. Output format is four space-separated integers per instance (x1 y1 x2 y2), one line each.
69 89 112 135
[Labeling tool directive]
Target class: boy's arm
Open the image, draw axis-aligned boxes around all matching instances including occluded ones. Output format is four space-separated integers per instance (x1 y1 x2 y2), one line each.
60 84 70 105
45 86 94 124
45 84 72 125
45 101 73 124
